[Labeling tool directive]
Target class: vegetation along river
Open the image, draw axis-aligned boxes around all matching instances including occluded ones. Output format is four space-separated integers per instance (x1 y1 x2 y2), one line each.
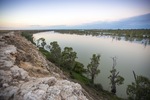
33 31 150 98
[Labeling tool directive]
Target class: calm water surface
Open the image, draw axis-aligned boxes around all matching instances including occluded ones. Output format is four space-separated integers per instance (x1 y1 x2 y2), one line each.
33 31 150 98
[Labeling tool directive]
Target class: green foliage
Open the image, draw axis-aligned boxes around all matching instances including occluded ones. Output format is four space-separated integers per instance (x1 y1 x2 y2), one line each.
61 47 77 70
37 38 46 48
39 47 51 60
49 41 61 66
71 71 90 84
108 57 124 94
94 84 103 91
55 29 150 46
73 61 86 74
41 40 46 48
116 76 124 85
87 54 101 84
55 29 150 38
21 32 36 45
126 74 150 100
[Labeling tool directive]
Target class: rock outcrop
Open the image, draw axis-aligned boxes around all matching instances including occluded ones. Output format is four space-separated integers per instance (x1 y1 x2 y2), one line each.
0 32 88 100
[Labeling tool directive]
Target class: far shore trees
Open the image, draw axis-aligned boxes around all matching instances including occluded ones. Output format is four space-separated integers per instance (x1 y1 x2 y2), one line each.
87 54 101 84
108 57 124 94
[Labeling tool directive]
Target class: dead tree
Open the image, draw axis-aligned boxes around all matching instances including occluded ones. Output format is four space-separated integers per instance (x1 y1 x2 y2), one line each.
108 57 124 94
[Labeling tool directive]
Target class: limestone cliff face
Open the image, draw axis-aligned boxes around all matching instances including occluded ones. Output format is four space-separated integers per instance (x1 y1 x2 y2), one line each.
0 32 88 100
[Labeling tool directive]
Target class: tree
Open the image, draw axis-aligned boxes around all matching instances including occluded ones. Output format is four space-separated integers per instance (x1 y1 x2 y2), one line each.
61 47 77 70
45 44 51 50
73 61 86 74
87 54 100 84
126 71 150 100
41 39 46 48
108 57 124 94
49 41 61 66
37 38 46 48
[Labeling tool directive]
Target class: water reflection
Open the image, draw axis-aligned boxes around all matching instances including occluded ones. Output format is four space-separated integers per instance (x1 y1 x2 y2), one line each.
55 30 150 47
98 35 150 48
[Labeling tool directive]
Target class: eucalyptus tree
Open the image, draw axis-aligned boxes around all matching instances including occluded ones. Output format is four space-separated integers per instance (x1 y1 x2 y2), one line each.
45 44 51 50
87 54 101 84
37 38 46 48
73 61 85 74
126 71 150 100
108 57 124 94
61 47 77 70
49 41 61 66
41 39 46 48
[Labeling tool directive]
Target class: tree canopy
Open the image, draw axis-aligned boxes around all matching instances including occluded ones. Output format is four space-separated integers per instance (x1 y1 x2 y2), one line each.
87 54 101 84
126 71 150 100
61 47 77 70
37 38 46 48
49 41 61 66
108 57 124 94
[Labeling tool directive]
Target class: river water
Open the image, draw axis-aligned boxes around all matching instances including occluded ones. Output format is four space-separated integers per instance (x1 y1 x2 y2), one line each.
33 31 150 98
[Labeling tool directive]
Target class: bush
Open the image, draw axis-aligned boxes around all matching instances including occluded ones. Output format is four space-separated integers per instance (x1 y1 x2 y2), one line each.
71 71 90 84
94 84 103 91
21 32 36 45
73 61 86 74
39 47 51 60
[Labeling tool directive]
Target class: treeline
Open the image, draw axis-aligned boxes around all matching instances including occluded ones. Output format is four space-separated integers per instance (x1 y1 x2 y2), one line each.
55 29 150 38
36 38 125 95
22 32 150 100
55 29 150 46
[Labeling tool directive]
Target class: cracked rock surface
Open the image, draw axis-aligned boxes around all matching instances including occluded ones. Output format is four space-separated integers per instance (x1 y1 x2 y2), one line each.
0 32 88 100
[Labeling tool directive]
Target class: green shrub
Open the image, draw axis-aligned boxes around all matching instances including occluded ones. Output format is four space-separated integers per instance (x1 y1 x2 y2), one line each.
21 32 36 45
39 47 51 60
94 84 103 91
73 61 86 74
71 71 90 84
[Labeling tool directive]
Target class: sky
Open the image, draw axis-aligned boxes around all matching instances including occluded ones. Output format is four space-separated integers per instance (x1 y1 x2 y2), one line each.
0 0 150 29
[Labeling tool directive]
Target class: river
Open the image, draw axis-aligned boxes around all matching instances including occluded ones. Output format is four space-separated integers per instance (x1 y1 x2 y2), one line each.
33 31 150 98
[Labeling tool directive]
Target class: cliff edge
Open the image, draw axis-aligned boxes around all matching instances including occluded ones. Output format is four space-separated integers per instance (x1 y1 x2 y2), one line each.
0 32 88 100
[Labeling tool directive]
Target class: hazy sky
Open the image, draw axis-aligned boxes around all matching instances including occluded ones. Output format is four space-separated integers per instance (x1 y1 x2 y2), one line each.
0 0 150 29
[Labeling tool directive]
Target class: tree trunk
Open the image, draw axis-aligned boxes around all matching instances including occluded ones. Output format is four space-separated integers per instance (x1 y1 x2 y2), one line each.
91 74 94 84
111 82 116 94
110 57 117 94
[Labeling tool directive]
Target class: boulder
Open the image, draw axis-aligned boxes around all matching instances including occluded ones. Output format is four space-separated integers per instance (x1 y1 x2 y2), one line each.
0 70 12 84
10 65 29 80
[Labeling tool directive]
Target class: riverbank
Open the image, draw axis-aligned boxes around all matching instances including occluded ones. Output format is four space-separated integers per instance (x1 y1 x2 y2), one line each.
0 31 124 100
20 30 124 100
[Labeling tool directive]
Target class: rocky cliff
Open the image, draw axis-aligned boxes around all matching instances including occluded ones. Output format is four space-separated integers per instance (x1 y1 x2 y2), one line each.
0 32 88 100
